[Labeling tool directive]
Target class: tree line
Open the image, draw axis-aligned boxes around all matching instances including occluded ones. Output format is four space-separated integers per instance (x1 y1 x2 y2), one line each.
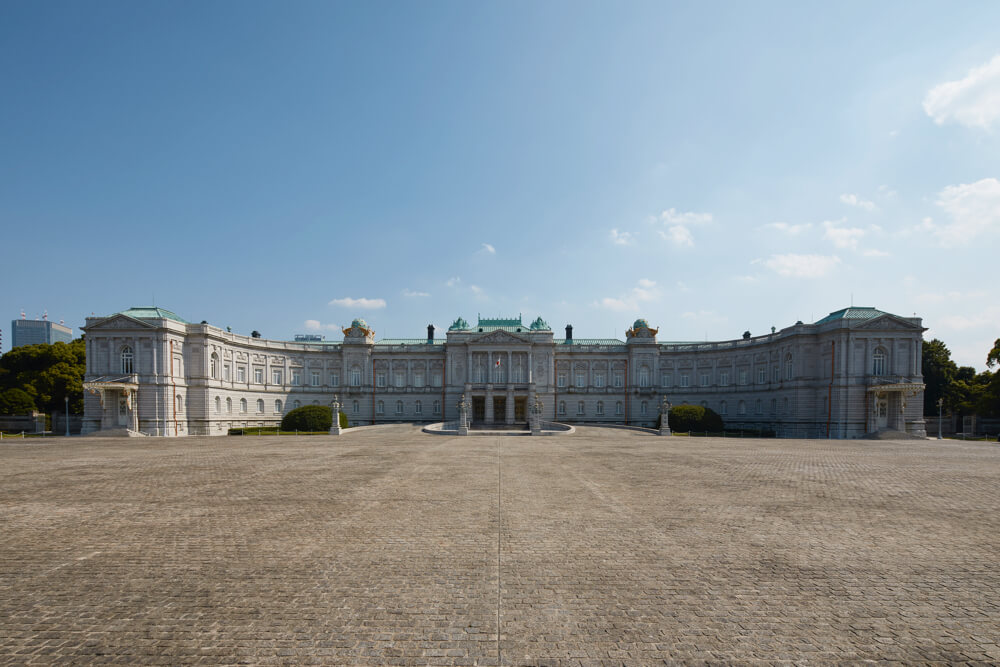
922 338 1000 417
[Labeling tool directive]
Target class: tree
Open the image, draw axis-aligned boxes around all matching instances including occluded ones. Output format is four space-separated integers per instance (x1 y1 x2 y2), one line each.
0 339 86 414
281 405 333 432
0 388 36 415
922 339 958 415
667 405 724 433
987 338 1000 370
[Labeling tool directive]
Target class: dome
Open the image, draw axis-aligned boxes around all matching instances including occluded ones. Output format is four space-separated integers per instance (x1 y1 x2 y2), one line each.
529 316 550 331
448 317 470 331
632 318 650 330
351 318 369 330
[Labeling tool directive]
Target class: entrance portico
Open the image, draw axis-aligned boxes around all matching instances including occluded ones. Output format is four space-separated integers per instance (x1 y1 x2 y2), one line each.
82 375 141 434
866 377 925 436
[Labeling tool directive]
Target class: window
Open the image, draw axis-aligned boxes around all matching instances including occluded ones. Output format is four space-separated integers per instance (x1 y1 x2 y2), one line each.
224 364 231 381
376 372 386 387
414 373 424 388
433 400 440 414
120 346 134 374
226 397 232 413
311 371 320 387
783 397 789 413
640 401 647 416
289 371 299 386
720 371 729 386
377 400 385 415
616 401 623 415
771 398 777 413
720 400 728 415
254 368 263 384
758 368 766 384
755 399 762 414
210 353 219 379
559 401 566 415
330 372 340 386
275 400 282 413
737 400 746 415
256 399 264 413
395 371 405 388
415 400 422 414
785 355 793 380
577 401 585 415
639 367 649 387
395 400 404 415
661 373 671 387
614 373 623 388
431 372 442 387
352 400 359 414
873 349 886 376
176 394 183 412
576 373 586 388
351 368 361 386
773 367 779 382
215 396 221 413
739 369 747 385
237 366 246 383
596 401 604 416
293 400 301 409
240 398 248 413
680 373 690 388
700 373 709 387
558 373 566 388
274 370 284 385
594 373 605 388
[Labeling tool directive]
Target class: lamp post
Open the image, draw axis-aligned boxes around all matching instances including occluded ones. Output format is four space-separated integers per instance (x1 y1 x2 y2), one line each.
64 396 70 437
937 397 943 440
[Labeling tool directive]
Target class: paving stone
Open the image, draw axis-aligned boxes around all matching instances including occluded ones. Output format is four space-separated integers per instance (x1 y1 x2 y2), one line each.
1 428 998 664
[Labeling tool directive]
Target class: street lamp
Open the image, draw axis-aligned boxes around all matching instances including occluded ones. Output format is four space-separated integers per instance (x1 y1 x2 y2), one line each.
64 396 70 437
937 397 943 440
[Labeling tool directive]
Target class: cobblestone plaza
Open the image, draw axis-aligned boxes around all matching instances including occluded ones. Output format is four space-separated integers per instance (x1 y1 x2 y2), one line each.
2 429 999 664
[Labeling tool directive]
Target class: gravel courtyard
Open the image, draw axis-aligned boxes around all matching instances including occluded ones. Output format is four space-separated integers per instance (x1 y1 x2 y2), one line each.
2 427 999 665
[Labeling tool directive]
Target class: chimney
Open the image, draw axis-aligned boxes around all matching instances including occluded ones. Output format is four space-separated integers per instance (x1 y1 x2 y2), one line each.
427 324 435 344
565 324 573 343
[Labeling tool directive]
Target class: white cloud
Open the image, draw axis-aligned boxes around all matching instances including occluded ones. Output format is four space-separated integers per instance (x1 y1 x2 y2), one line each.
402 289 430 297
681 310 728 325
861 248 890 257
734 274 759 283
470 285 484 296
840 193 877 211
877 184 898 199
659 225 694 246
595 278 659 312
446 276 461 287
659 207 712 225
756 254 841 278
609 228 634 245
328 297 387 309
761 221 812 235
923 54 1000 130
935 305 1000 331
304 319 340 332
480 243 496 254
922 178 1000 246
822 219 866 250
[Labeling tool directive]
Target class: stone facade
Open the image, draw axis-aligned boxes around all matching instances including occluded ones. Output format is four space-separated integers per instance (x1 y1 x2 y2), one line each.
81 306 927 438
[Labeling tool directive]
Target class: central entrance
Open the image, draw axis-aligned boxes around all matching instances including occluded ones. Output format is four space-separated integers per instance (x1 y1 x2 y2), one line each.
492 396 506 423
514 396 527 422
472 397 485 423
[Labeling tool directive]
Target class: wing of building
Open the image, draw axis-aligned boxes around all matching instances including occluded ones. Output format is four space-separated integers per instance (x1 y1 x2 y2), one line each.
81 306 927 438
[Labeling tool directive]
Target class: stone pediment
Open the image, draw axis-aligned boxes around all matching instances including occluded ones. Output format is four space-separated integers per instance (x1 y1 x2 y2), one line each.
85 314 157 331
470 330 531 345
853 314 924 331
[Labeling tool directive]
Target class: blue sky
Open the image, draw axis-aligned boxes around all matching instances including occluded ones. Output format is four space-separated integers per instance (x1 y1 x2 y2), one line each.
2 1 998 368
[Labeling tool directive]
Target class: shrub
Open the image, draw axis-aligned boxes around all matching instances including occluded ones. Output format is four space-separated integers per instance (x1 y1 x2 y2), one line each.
281 405 333 432
338 411 348 429
668 405 724 433
0 388 36 415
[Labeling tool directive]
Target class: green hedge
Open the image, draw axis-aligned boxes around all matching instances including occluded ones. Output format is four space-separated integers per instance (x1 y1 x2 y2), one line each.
338 410 348 429
281 405 333 432
663 405 724 433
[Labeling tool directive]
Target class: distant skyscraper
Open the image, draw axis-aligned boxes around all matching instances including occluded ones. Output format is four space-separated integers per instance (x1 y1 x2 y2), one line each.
11 314 74 348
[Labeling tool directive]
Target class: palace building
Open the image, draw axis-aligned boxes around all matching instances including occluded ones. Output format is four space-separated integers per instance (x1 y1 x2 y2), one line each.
81 306 927 438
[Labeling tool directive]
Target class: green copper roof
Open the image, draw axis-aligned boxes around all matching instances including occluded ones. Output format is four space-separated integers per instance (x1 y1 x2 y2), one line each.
375 338 445 346
529 316 550 331
448 317 470 331
477 315 522 327
555 338 626 346
632 318 650 329
814 307 887 325
350 318 370 330
117 307 189 324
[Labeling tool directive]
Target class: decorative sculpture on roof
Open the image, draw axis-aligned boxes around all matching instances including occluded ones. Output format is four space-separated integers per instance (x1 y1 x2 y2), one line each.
529 316 550 331
342 318 374 342
626 318 658 339
448 317 470 331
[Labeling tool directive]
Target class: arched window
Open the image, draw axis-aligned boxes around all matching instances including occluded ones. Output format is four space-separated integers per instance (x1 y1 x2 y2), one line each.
558 401 566 415
377 400 385 415
872 349 887 376
210 353 219 379
737 400 746 415
395 400 404 415
215 396 221 413
755 399 762 414
274 399 282 413
352 400 359 414
640 401 647 416
176 394 183 413
121 346 134 374
256 399 264 413
720 400 728 415
433 400 440 414
596 401 604 416
577 401 584 415
771 398 777 413
785 354 793 380
415 400 422 414
616 401 623 415
639 366 650 387
226 397 232 413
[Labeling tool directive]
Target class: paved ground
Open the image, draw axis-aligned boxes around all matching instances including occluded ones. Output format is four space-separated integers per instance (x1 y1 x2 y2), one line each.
2 428 999 665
